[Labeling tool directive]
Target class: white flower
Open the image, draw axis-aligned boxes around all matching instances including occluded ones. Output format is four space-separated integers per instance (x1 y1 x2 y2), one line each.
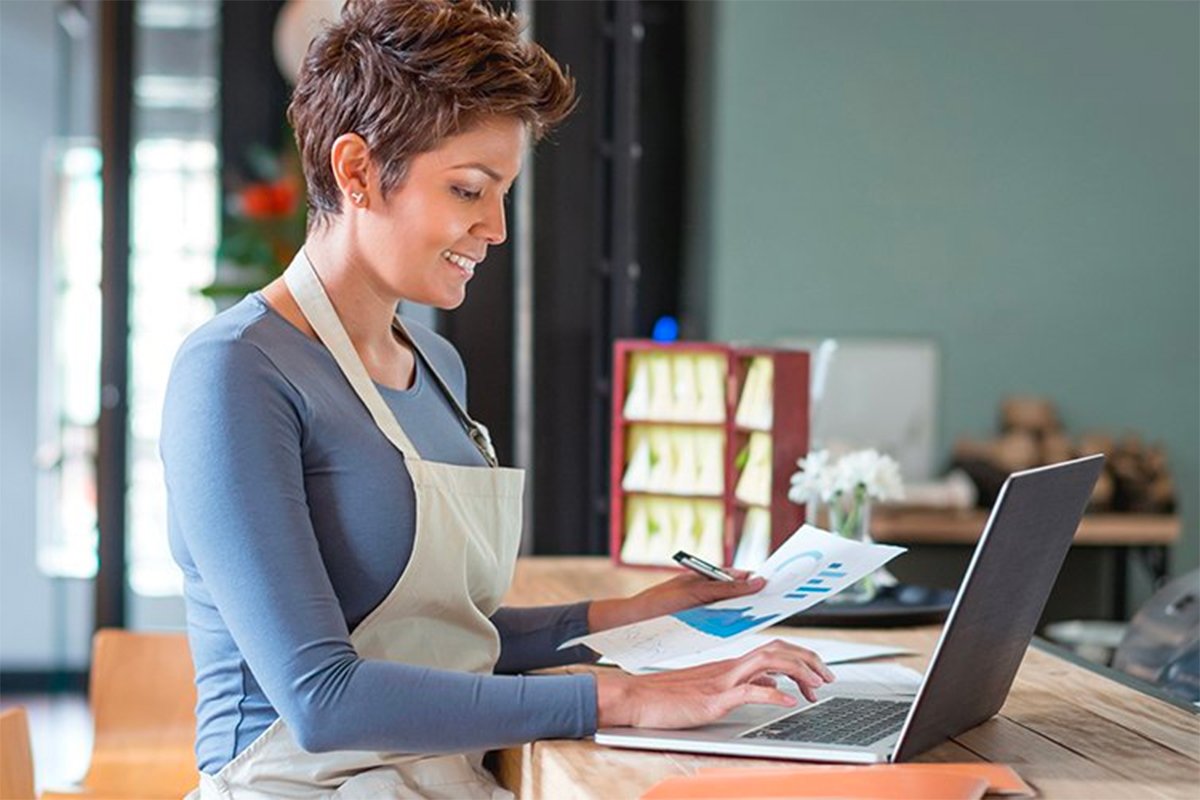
788 449 833 504
836 449 905 502
788 448 904 506
870 456 904 501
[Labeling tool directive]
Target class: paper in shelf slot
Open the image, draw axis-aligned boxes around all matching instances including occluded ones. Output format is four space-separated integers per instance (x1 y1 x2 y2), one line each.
622 353 650 419
645 428 673 493
692 428 724 496
648 353 674 419
734 356 774 430
733 506 771 571
668 431 697 494
620 427 653 492
623 352 671 420
685 501 725 566
671 354 697 421
693 353 727 423
622 426 724 496
734 431 773 507
620 498 660 564
620 496 724 567
623 351 728 423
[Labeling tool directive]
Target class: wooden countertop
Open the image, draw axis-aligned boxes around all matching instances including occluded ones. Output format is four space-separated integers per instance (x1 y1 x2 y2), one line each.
499 557 1199 800
870 506 1181 546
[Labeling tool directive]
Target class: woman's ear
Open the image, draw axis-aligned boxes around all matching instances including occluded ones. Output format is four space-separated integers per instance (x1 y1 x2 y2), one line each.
329 133 372 207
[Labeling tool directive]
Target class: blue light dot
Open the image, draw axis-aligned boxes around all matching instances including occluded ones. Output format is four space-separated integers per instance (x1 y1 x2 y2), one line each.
651 315 679 342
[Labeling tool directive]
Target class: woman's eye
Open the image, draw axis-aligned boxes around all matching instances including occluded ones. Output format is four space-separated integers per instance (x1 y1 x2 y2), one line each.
451 186 482 201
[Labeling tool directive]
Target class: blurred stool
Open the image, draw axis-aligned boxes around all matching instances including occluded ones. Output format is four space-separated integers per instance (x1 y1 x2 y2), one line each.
41 629 198 800
0 706 36 800
1112 569 1199 704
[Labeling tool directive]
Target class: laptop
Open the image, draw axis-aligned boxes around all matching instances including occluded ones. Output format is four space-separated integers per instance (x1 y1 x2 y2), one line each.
595 454 1105 763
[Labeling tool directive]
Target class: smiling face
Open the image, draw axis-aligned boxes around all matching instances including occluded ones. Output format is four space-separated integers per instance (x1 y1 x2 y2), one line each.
352 115 526 309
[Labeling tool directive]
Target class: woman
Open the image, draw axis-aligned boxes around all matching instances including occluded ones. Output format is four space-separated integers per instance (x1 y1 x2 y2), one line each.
162 1 834 797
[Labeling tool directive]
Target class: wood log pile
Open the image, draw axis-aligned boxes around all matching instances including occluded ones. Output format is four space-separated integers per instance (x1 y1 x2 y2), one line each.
952 395 1176 513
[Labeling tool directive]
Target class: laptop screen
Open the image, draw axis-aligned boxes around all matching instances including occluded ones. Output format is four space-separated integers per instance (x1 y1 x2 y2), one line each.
892 455 1104 761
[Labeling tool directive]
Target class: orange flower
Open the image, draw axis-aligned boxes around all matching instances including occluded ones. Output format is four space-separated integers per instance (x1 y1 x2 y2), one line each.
269 180 299 215
240 179 299 219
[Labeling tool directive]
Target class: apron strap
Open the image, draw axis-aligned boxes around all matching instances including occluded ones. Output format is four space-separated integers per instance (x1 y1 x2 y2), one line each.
392 318 499 468
283 250 423 462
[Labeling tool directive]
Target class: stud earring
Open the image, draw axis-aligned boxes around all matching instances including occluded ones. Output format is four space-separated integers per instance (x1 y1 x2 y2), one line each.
350 191 365 206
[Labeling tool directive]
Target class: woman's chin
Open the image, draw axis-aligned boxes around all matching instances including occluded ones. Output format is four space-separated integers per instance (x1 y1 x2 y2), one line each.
427 290 468 311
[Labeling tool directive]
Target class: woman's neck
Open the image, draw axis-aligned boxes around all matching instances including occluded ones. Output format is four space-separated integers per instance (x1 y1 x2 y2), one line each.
302 228 401 360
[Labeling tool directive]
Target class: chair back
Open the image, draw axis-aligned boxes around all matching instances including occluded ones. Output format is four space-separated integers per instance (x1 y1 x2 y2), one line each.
0 706 36 800
1113 568 1200 703
81 629 199 798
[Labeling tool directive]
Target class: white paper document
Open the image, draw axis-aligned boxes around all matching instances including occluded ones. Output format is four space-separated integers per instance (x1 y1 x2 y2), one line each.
562 525 905 672
627 633 911 673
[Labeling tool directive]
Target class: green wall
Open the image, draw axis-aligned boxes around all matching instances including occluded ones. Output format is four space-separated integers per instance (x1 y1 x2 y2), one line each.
691 0 1199 588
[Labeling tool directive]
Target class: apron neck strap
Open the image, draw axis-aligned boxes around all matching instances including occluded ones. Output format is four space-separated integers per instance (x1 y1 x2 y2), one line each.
391 318 499 468
283 249 423 462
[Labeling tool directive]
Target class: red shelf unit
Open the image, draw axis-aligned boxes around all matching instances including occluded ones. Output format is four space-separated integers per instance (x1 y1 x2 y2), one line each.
609 340 810 568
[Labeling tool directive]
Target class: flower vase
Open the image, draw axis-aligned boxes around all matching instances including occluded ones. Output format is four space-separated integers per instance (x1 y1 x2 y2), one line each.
826 492 879 604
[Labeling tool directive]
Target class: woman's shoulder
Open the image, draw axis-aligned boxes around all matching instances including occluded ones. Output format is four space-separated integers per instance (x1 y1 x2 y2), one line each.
176 294 316 369
178 292 264 343
169 294 321 404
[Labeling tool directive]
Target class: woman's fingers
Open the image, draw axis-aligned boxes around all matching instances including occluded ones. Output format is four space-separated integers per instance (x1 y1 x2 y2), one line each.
683 573 766 602
711 682 798 717
746 673 815 702
626 571 768 623
724 568 758 582
681 642 834 695
745 640 836 681
600 639 840 729
724 645 834 701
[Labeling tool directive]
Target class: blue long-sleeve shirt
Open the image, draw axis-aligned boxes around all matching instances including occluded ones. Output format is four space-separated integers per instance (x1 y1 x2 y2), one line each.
161 294 598 773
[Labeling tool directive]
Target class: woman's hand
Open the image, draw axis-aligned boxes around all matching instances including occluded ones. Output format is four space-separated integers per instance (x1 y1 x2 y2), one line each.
594 640 836 729
588 569 767 633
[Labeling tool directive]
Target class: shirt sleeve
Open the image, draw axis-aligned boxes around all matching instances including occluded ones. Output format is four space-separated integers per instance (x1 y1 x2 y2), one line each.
161 333 597 755
491 603 600 674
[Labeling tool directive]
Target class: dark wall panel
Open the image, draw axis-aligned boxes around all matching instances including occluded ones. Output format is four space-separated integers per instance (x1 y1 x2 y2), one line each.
531 0 608 554
220 0 289 179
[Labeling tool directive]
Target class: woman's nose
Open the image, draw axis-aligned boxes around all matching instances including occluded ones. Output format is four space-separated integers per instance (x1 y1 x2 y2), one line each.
473 195 507 245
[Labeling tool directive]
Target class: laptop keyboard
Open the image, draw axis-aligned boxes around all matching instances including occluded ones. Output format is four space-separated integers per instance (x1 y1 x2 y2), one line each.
741 697 912 747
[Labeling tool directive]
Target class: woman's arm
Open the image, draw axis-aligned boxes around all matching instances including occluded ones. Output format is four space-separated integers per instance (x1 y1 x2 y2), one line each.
490 572 769 671
490 604 598 673
162 334 596 754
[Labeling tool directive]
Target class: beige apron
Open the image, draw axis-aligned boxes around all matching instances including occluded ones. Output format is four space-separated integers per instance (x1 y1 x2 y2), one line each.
192 251 523 799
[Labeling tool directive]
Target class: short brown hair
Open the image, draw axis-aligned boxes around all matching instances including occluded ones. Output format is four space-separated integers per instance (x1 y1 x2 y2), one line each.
289 0 576 229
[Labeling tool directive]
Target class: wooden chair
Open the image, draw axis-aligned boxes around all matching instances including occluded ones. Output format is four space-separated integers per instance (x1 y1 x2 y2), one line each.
0 706 36 800
41 630 199 800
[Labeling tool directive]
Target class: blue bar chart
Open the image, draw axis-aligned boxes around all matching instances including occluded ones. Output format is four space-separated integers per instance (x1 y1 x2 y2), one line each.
784 562 847 598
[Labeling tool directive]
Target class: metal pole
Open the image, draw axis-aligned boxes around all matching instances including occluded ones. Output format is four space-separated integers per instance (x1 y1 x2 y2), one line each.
589 0 642 553
95 0 134 630
514 0 536 553
609 0 641 341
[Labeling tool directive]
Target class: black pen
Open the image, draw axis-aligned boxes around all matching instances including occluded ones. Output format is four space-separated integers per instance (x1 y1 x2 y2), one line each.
672 550 737 582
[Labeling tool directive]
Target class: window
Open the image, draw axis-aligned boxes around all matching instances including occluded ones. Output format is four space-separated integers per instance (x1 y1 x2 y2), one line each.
36 141 103 580
127 139 218 596
36 0 220 600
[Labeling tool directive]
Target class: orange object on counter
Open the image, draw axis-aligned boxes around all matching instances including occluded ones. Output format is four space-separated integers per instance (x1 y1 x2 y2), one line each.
640 762 1034 799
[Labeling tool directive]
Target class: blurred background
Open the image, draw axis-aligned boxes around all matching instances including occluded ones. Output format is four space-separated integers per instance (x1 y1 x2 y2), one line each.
0 0 1196 789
